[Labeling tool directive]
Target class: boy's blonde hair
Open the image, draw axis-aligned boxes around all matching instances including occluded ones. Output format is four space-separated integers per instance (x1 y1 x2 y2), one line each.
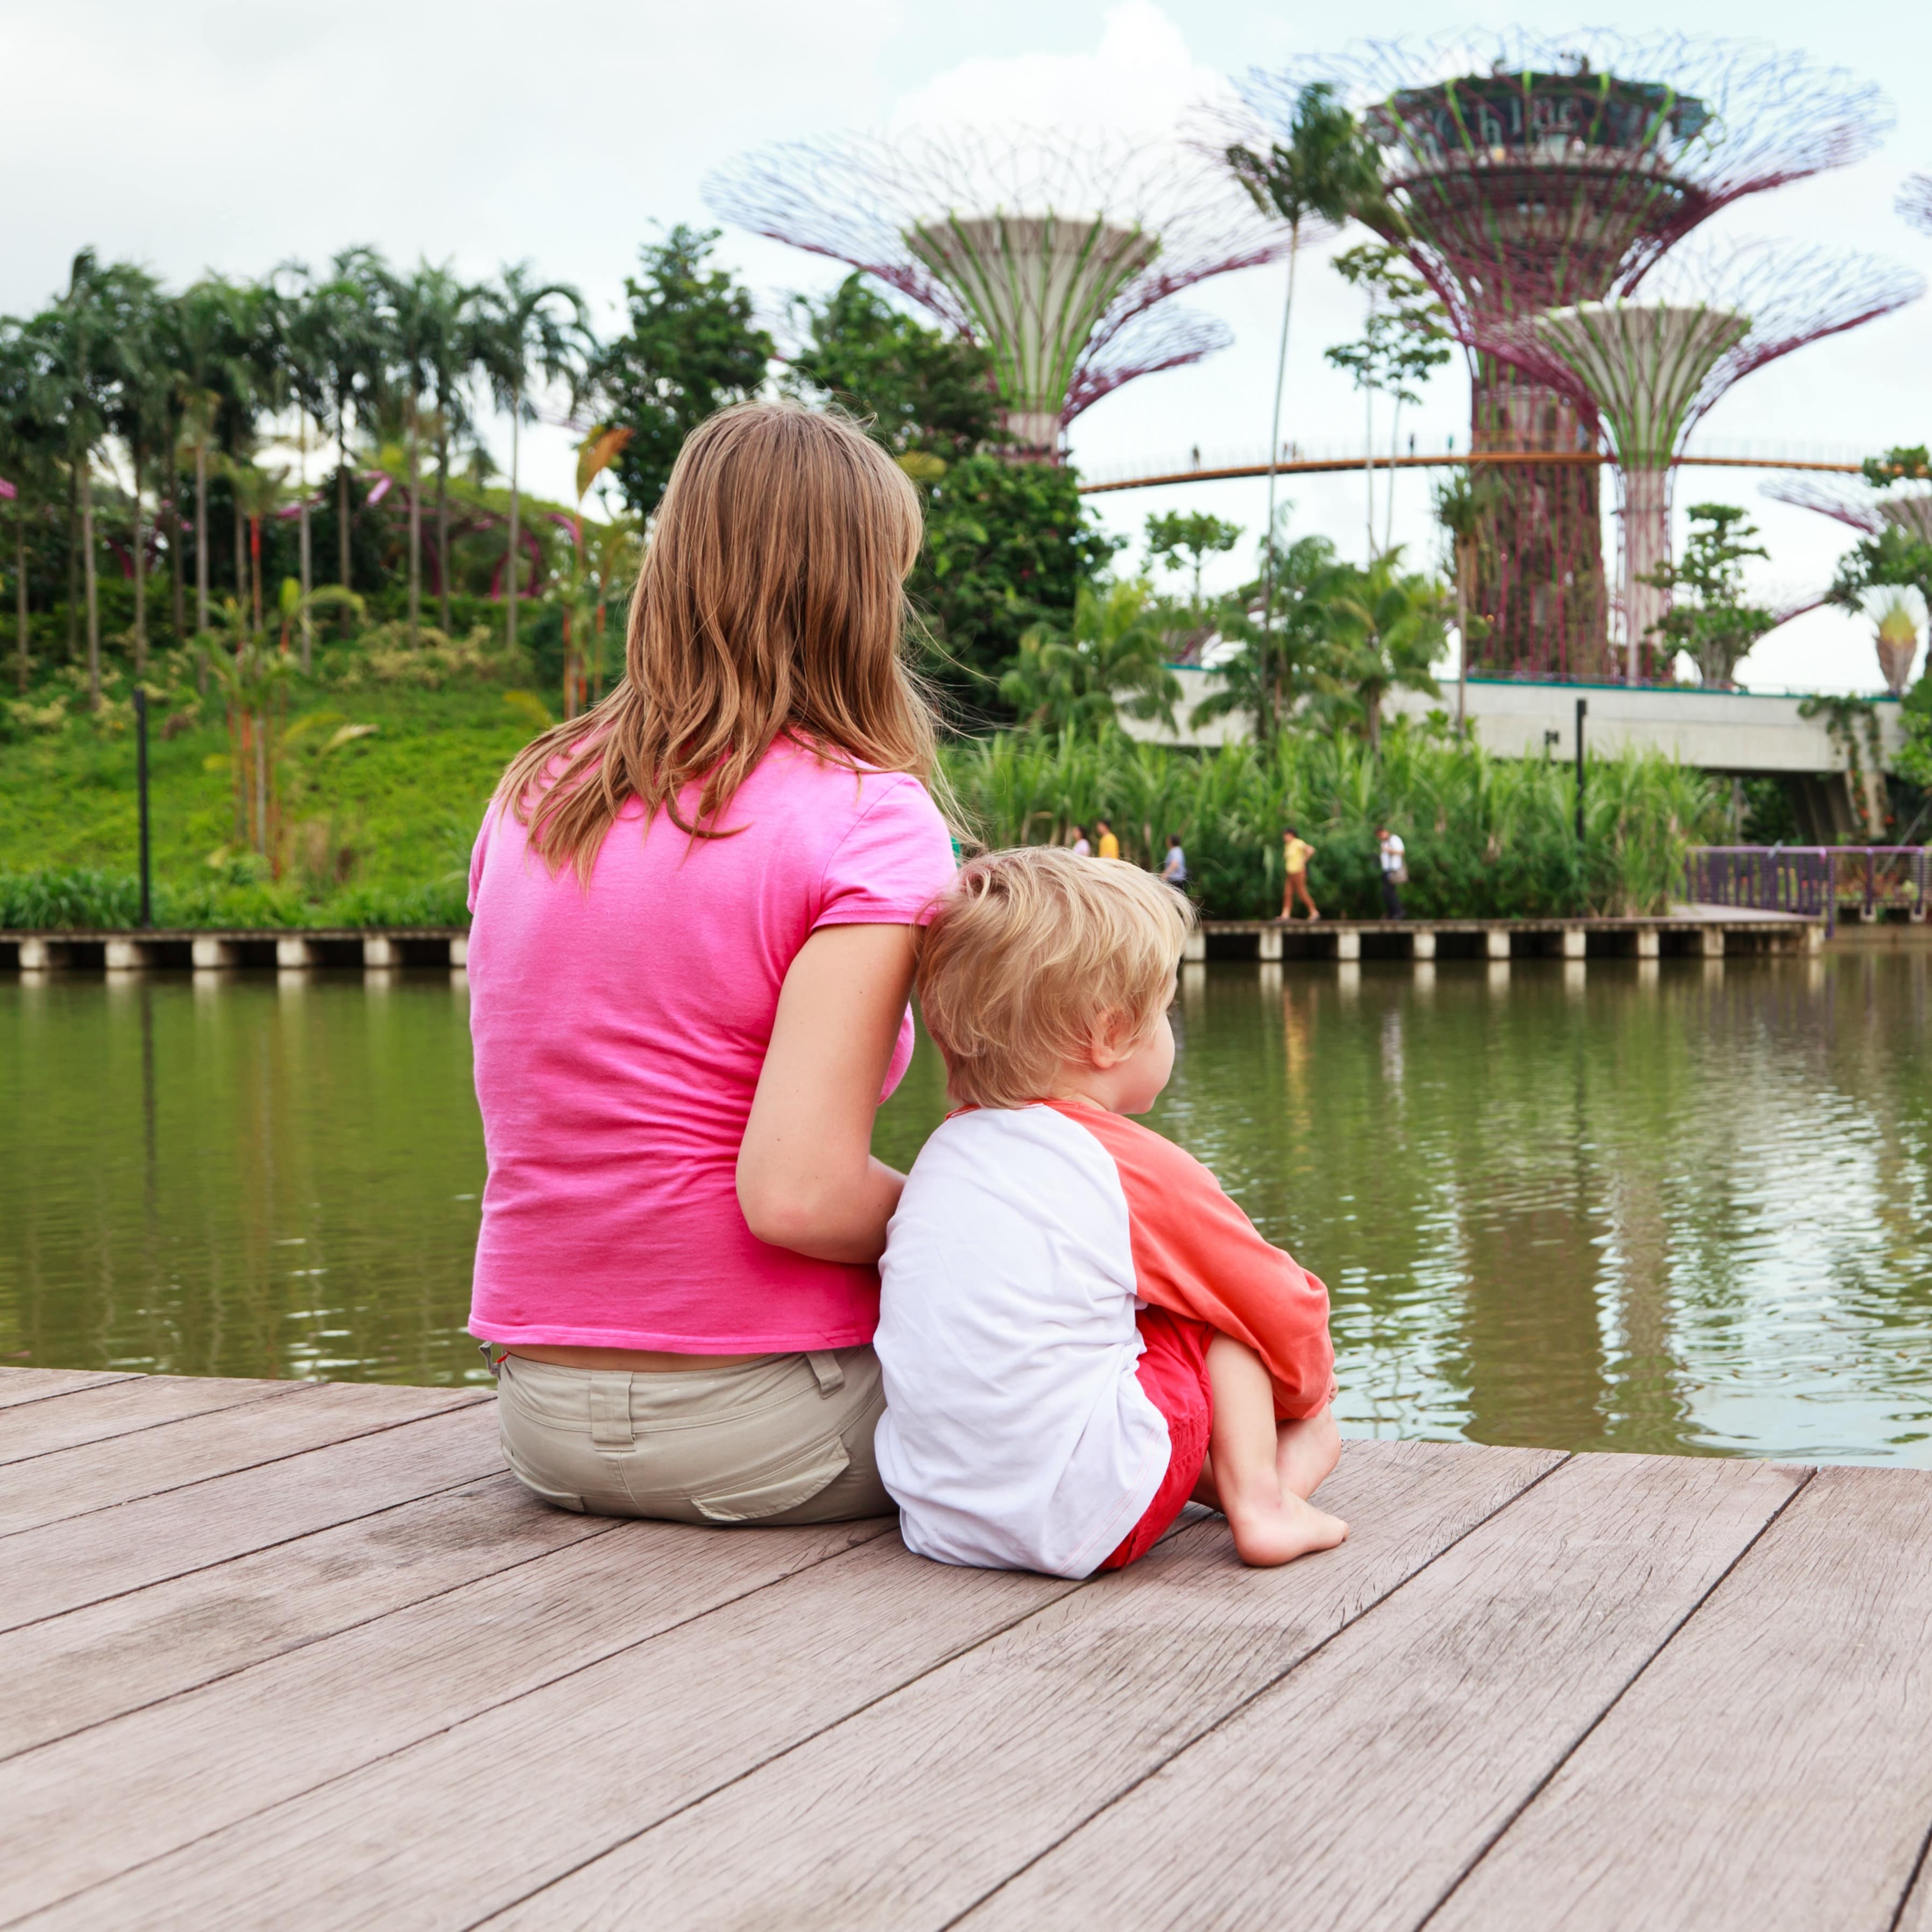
917 847 1195 1110
500 399 942 877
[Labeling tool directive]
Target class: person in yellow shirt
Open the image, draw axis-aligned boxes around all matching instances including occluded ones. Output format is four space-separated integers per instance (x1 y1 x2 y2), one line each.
1094 819 1121 861
1280 825 1319 921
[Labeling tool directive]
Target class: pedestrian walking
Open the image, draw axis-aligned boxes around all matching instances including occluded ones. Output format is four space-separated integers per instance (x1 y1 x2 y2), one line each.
1095 819 1121 861
1281 826 1319 921
1160 832 1187 888
1377 825 1407 920
1069 823 1091 858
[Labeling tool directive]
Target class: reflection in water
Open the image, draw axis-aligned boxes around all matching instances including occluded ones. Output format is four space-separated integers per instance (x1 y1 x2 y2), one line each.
4 956 1932 1462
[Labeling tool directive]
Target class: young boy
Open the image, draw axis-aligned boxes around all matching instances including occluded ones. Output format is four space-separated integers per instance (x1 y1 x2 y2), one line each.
874 847 1348 1579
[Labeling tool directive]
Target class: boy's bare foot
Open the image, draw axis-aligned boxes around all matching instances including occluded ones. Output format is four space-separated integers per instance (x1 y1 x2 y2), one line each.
1225 1488 1349 1567
1277 1408 1342 1501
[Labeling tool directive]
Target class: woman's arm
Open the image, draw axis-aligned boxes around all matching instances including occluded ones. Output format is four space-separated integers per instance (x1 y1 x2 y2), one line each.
737 922 919 1265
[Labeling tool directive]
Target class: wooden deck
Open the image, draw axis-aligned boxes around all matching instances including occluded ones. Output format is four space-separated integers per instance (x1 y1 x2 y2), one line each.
4 1367 1931 1930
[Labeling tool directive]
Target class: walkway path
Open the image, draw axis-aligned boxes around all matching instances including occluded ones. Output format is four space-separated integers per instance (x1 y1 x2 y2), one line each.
3 1367 1930 1930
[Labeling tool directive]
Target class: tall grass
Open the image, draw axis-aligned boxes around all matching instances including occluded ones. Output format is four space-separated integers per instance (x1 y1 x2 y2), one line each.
0 866 469 931
944 728 1721 918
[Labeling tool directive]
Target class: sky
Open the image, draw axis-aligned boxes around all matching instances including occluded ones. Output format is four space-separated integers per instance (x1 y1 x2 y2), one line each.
5 0 1930 694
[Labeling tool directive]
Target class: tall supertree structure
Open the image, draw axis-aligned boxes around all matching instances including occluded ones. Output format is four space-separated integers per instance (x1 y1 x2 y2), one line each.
1765 465 1932 695
1223 34 1888 679
1763 475 1932 549
705 128 1284 459
1509 243 1921 681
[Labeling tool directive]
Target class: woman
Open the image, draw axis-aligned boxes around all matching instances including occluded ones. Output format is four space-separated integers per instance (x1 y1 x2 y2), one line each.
465 401 956 1525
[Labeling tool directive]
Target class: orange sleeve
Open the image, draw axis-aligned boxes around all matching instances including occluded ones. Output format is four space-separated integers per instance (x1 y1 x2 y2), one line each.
1048 1100 1337 1419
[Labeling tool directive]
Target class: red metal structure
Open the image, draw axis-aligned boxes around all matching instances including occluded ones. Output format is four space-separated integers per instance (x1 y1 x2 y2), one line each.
1490 240 1919 680
705 127 1284 459
1225 33 1889 680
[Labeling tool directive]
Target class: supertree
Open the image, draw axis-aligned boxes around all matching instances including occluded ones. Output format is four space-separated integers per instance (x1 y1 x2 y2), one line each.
705 127 1285 459
1899 173 1932 240
1221 33 1890 680
1762 475 1932 549
1495 242 1921 682
1765 458 1932 696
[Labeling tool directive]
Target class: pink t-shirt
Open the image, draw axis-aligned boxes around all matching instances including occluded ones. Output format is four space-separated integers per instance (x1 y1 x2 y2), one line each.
464 737 956 1353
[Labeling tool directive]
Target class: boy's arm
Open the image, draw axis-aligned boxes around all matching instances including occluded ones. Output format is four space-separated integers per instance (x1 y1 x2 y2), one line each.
1049 1103 1336 1419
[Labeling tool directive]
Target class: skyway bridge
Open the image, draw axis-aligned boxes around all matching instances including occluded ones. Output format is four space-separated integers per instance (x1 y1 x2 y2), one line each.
1075 437 1869 494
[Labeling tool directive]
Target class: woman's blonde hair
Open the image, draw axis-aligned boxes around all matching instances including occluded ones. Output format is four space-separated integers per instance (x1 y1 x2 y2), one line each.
499 399 939 875
917 847 1194 1110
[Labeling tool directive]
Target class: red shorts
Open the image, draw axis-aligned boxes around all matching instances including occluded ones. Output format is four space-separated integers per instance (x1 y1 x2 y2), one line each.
1098 1307 1214 1572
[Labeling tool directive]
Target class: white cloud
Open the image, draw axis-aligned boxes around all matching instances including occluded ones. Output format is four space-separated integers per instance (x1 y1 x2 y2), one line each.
888 0 1226 139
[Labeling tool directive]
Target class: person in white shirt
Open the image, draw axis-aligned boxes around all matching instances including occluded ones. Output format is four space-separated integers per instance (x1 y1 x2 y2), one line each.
1068 823 1091 858
1159 833 1186 887
1377 825 1406 919
874 847 1347 1579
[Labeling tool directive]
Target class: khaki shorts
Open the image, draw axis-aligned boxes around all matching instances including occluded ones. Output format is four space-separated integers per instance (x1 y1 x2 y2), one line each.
490 1346 893 1525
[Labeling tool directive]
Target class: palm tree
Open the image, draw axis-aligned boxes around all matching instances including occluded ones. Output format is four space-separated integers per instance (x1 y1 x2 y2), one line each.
160 278 254 645
1319 550 1447 748
421 265 482 636
999 580 1181 737
46 252 158 708
1222 84 1385 655
311 251 384 614
1192 532 1347 740
372 260 481 643
477 264 589 653
102 279 171 676
226 460 287 639
0 319 63 694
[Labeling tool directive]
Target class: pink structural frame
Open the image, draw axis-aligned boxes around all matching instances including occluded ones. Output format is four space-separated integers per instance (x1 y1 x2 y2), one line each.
704 124 1287 455
1220 32 1892 681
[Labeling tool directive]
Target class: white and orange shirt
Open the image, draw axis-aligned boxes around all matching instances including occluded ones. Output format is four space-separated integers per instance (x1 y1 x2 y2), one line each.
874 1098 1335 1579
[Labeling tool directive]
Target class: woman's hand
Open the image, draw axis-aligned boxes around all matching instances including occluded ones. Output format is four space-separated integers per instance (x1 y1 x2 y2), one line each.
737 922 919 1265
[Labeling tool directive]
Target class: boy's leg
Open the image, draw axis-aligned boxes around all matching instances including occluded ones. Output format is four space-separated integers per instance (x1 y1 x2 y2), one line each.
1204 1333 1348 1567
1277 1405 1341 1501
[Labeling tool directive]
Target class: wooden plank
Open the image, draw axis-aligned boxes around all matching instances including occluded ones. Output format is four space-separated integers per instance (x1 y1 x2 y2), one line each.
0 1379 485 1538
0 1471 616 1760
951 1453 1806 1932
1434 1463 1932 1932
23 1527 1084 1930
45 1440 1551 1932
0 1373 303 1466
0 1512 897 1919
476 1438 1562 1932
0 1368 140 1410
1894 1844 1932 1932
0 1401 506 1632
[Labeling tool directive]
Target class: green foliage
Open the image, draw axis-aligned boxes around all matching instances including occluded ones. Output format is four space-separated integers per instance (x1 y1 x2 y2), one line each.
947 727 1721 919
593 226 773 517
1324 243 1452 408
1830 521 1932 617
1313 549 1446 747
1192 530 1348 738
1144 510 1243 605
997 580 1180 736
914 454 1119 719
0 658 535 928
1859 445 1932 486
0 865 146 928
785 275 995 459
1222 82 1388 233
1739 777 1800 844
1645 504 1775 689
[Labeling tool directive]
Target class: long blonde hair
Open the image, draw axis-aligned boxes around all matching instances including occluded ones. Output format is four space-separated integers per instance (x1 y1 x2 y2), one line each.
499 399 940 875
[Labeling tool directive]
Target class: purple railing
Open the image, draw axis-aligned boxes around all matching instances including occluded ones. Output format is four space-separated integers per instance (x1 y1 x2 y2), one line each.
1683 846 1929 936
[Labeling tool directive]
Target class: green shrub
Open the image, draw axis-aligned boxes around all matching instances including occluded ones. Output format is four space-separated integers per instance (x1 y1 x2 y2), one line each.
943 726 1722 918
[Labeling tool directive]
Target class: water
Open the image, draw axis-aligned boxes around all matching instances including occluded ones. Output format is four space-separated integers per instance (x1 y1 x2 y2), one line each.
4 954 1930 1463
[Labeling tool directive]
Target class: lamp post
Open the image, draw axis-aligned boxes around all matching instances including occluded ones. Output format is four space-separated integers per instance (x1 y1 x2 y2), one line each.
1575 697 1588 846
133 685 152 928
